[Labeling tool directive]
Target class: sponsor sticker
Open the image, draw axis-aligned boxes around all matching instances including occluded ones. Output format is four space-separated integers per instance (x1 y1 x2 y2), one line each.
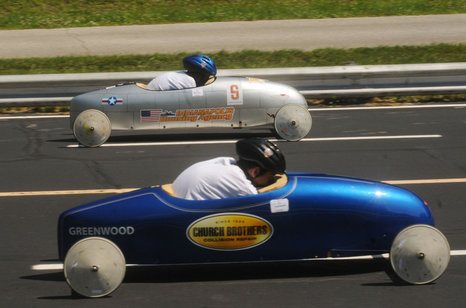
270 199 289 213
192 88 204 96
187 213 273 250
140 108 235 123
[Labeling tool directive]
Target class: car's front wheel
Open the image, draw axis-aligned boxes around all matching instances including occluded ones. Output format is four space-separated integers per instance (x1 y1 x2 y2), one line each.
73 109 112 147
63 237 126 297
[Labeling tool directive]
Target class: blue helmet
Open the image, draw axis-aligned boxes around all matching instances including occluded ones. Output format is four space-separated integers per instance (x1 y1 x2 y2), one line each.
183 54 217 76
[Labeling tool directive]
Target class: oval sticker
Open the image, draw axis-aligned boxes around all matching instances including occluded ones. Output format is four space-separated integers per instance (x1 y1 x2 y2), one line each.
187 213 273 250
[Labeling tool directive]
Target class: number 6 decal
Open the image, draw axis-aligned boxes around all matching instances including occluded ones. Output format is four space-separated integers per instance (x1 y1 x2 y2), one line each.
227 84 243 105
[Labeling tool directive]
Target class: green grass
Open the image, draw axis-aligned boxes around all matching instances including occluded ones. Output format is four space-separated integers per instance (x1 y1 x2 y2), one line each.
1 44 465 75
1 1 465 106
1 1 465 74
1 0 465 30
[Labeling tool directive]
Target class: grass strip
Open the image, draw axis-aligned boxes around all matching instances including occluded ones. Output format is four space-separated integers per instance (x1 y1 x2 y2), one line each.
1 44 466 75
1 0 465 30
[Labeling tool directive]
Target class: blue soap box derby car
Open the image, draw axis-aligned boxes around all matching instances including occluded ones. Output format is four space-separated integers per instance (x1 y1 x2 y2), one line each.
58 171 450 297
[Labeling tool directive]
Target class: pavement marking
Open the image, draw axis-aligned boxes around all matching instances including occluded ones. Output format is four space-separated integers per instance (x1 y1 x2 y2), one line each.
0 188 138 197
385 178 466 185
451 250 466 256
30 249 466 271
31 264 64 270
66 134 443 148
0 115 69 120
1 103 465 121
309 103 466 111
299 135 443 142
1 177 464 198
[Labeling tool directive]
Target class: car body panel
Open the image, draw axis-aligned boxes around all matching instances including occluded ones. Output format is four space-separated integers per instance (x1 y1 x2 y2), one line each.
58 172 433 265
70 77 308 131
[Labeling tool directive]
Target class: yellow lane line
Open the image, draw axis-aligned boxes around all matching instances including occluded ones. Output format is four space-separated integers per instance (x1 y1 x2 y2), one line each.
384 178 466 185
0 188 138 197
1 178 465 197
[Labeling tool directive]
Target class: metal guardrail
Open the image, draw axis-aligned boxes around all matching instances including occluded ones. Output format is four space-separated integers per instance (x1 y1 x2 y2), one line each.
0 63 465 106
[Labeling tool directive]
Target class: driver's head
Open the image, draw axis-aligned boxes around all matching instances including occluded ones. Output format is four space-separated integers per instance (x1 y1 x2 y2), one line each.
236 138 286 187
183 54 217 86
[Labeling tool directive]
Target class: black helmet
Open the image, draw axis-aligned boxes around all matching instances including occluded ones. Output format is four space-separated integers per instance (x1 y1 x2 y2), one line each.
236 138 286 173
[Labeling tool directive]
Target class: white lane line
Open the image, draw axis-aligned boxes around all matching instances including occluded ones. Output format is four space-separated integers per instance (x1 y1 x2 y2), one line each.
451 250 466 256
30 249 466 271
1 177 464 198
309 103 466 111
299 135 442 141
31 264 63 270
65 134 443 148
1 103 465 121
0 115 69 120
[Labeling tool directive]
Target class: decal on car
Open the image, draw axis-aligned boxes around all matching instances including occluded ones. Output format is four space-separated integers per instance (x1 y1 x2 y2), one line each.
102 96 123 105
68 226 135 236
270 199 289 213
186 213 273 251
191 88 204 96
141 109 163 122
140 108 235 123
247 77 266 82
227 84 243 105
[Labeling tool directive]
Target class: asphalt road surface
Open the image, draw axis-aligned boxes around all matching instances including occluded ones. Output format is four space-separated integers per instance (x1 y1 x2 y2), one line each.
1 104 465 307
1 14 466 58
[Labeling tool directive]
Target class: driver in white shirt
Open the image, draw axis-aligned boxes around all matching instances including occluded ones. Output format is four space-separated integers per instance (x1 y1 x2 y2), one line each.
172 138 286 200
146 54 216 90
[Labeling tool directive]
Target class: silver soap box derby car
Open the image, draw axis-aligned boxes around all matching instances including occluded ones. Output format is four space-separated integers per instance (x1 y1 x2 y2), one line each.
70 76 312 147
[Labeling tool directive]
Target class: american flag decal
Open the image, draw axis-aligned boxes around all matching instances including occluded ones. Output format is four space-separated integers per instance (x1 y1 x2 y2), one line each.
140 109 162 122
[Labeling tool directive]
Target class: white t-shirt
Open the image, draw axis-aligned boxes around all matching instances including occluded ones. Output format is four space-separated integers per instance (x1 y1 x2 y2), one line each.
146 71 196 90
172 157 258 200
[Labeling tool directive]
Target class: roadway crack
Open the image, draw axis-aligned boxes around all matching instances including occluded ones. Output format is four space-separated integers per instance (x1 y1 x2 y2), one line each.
83 160 121 189
18 123 44 160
